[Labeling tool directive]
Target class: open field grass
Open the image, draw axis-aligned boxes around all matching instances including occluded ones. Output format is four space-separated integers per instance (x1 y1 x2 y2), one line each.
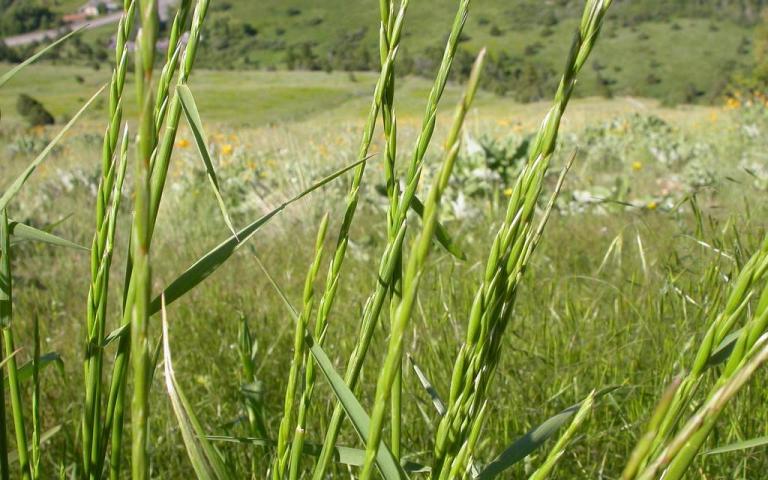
3 1 768 479
0 64 721 128
3 66 768 477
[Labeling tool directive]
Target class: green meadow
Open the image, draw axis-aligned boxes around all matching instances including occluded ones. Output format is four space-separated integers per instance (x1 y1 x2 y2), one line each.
2 1 768 479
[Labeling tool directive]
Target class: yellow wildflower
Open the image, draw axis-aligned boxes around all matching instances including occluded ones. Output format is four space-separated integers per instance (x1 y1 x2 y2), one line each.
176 138 190 148
646 201 657 210
709 111 718 123
503 187 514 197
222 144 234 155
725 97 740 110
631 161 642 172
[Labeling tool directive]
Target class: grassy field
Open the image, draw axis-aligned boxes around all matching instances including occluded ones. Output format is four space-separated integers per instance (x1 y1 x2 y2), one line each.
0 64 721 128
3 1 768 479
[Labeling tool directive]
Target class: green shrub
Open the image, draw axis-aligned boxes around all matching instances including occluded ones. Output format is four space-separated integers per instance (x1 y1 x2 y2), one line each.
16 94 54 126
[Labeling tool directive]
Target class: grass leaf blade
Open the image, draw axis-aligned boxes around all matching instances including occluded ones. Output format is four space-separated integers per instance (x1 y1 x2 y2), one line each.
702 436 768 456
305 335 406 480
410 195 466 260
477 387 618 480
161 298 233 480
9 220 88 252
177 84 238 238
150 157 367 313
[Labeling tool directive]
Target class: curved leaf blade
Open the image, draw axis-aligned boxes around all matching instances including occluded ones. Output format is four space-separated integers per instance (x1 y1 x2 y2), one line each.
476 386 619 480
410 195 466 260
702 436 768 456
149 157 367 313
306 335 406 480
162 299 233 480
9 220 88 251
177 84 238 238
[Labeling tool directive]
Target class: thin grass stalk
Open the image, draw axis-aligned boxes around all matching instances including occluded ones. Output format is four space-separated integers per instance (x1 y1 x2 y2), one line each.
272 214 329 480
81 1 135 476
359 49 485 480
153 0 192 133
0 209 12 480
636 333 768 480
433 2 613 476
0 368 6 480
620 377 682 480
31 317 40 480
304 0 408 404
103 2 210 474
312 4 470 477
528 391 595 480
378 0 404 459
86 131 130 477
638 238 768 470
88 128 130 478
0 209 30 480
291 0 408 474
650 277 768 477
129 1 159 478
238 317 265 475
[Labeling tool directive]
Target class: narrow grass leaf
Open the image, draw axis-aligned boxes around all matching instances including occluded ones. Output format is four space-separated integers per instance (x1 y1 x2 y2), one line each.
410 196 466 260
0 85 105 211
252 253 298 318
150 157 367 313
305 334 406 480
0 27 86 89
702 436 768 456
705 328 743 368
103 324 129 347
14 353 64 382
161 298 233 480
204 435 430 473
476 387 619 480
409 355 446 417
7 425 62 464
177 84 238 238
9 221 88 251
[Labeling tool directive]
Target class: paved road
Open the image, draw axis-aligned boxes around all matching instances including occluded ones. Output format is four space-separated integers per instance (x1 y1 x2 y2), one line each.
1 13 123 47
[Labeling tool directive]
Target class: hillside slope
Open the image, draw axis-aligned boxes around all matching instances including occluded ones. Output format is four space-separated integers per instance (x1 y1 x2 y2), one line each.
2 0 763 103
190 0 757 103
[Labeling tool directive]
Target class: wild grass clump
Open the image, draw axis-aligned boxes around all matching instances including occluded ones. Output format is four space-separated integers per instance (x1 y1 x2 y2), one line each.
1 0 768 479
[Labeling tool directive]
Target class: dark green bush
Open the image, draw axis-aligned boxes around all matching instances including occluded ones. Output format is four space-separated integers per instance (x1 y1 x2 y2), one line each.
16 94 54 126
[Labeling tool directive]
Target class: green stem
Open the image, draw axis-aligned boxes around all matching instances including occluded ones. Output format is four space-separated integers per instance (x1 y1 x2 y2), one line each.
1 209 30 480
0 209 10 480
3 328 30 480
